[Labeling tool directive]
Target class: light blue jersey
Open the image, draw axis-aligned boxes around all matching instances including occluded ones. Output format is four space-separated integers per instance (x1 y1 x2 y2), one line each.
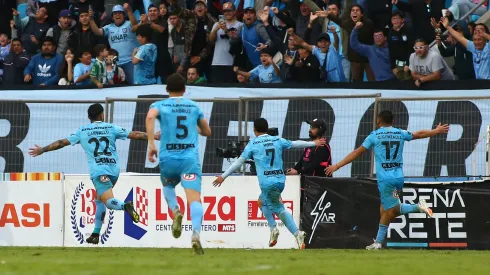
362 126 413 182
240 134 292 188
249 64 282 83
134 43 157 85
66 122 130 179
103 21 138 65
74 62 93 86
467 41 490 80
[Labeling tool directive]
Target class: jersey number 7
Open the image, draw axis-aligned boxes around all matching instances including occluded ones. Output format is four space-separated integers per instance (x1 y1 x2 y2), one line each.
381 141 400 160
266 149 275 167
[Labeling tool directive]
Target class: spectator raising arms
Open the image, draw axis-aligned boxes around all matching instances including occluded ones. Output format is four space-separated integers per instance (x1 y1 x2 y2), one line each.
23 37 63 86
13 7 51 55
233 49 281 83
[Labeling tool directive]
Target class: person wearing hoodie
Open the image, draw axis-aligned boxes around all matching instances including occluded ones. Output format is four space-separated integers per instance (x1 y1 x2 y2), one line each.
69 7 107 52
2 38 31 85
46 9 77 55
13 6 51 55
23 36 63 86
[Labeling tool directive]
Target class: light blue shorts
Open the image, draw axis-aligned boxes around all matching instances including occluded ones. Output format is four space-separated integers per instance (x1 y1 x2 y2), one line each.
378 178 404 210
91 175 119 196
160 158 202 192
259 182 285 215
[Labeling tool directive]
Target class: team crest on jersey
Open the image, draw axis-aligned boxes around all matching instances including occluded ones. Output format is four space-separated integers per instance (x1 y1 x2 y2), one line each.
100 175 110 182
393 189 400 198
182 174 196 181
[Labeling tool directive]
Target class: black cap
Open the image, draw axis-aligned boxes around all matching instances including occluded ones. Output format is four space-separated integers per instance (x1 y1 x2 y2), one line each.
306 118 327 130
317 33 330 42
244 7 256 13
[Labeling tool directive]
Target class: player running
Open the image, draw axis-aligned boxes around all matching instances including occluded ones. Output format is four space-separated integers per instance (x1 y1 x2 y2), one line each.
325 110 449 250
213 118 325 249
146 73 212 255
28 103 160 245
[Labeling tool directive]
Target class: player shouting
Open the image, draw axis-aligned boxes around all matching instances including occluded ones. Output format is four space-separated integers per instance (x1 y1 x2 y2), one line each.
146 73 212 255
326 110 449 250
29 103 160 245
213 118 326 249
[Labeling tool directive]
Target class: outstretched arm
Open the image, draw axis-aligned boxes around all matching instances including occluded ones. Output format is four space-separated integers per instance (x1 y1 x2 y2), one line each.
412 123 449 140
29 139 71 157
325 146 368 176
128 131 161 140
213 156 247 187
291 139 325 148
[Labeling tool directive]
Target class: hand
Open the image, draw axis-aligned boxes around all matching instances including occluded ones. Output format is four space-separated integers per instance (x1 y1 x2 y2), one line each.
286 168 298 175
65 53 74 63
256 43 267 51
155 131 161 141
148 144 158 163
392 68 399 75
140 14 149 24
100 11 107 21
218 21 226 30
12 8 20 17
89 9 94 18
430 18 440 29
314 138 326 146
392 0 399 4
96 82 103 88
355 22 363 29
213 176 225 187
403 65 409 72
315 10 328 17
30 35 38 44
309 12 318 24
24 74 32 82
294 60 304 67
259 10 269 23
325 164 338 176
415 79 422 87
233 66 239 73
28 145 44 157
173 55 178 64
10 20 15 29
190 56 201 65
435 123 450 134
271 7 279 14
133 47 139 56
284 54 294 65
177 65 184 73
123 3 131 12
441 17 449 29
328 26 336 33
287 28 295 35
39 83 45 86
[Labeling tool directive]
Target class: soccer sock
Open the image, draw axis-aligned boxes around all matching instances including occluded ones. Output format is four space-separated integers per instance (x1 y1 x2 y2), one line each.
105 198 125 210
93 200 106 235
190 201 203 234
400 203 420 215
261 205 277 230
163 185 179 212
278 210 298 235
375 224 389 244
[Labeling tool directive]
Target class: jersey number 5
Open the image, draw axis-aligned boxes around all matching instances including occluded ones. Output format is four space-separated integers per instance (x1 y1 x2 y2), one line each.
88 137 112 157
266 149 275 167
176 116 188 139
381 141 400 160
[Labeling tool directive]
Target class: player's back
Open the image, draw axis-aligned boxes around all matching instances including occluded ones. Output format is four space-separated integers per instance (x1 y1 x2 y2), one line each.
69 121 129 179
242 135 291 187
151 97 203 160
367 126 412 181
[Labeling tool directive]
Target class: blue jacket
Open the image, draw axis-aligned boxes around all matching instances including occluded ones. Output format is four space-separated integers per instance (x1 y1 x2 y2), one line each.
350 28 396 81
241 21 268 67
24 53 63 85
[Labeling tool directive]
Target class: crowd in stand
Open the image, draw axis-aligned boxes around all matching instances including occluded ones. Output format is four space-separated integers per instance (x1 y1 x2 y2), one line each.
0 0 489 88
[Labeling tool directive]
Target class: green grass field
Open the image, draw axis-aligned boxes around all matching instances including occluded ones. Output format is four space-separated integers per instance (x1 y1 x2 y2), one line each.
0 247 489 275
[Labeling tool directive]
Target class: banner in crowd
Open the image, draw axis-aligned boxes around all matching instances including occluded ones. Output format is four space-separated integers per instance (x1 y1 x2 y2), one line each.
1 86 489 178
63 175 301 249
0 173 64 246
302 176 490 250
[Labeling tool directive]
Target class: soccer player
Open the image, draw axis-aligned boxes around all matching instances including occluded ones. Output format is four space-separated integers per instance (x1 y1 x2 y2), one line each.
325 110 449 250
145 73 212 255
28 103 160 244
213 118 326 249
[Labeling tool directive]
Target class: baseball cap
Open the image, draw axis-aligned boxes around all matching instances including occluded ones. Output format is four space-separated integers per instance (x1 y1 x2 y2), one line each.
194 0 206 6
244 6 255 13
306 118 327 130
222 2 235 11
58 9 71 18
317 33 330 42
148 4 157 10
112 5 125 14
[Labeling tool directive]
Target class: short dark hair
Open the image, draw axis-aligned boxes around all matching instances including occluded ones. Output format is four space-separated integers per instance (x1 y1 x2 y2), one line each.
93 44 107 56
350 4 364 14
374 28 387 36
327 3 340 10
391 10 405 18
88 104 104 121
42 36 56 46
136 24 153 41
377 110 394 124
76 47 92 59
254 118 269 133
475 23 490 34
11 38 22 45
166 73 186 93
109 48 119 56
414 38 427 45
188 65 200 75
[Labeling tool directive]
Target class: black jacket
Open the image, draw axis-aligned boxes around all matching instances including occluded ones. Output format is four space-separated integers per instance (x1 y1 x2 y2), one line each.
2 51 31 85
387 24 415 69
438 42 475 80
395 0 445 43
293 143 332 177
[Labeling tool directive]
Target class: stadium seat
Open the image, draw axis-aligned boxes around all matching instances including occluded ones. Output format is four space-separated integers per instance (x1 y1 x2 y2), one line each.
18 3 27 19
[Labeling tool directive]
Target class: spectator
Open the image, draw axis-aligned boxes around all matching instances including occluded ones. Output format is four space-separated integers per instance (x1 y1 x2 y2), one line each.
409 38 455 88
168 7 186 74
106 48 126 84
0 32 10 82
233 49 282 83
295 3 322 45
73 48 94 86
284 47 322 83
58 48 75 85
281 37 302 82
393 0 445 44
70 6 106 53
23 37 63 86
132 24 157 85
387 10 414 81
366 0 392 30
186 66 207 84
26 0 41 18
328 4 375 82
236 67 249 83
46 10 77 55
290 30 346 83
437 25 475 80
13 7 50 55
89 4 139 84
235 7 272 68
2 38 31 86
209 2 244 83
442 17 490 80
38 0 68 26
350 24 396 81
0 0 16 37
90 44 109 88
